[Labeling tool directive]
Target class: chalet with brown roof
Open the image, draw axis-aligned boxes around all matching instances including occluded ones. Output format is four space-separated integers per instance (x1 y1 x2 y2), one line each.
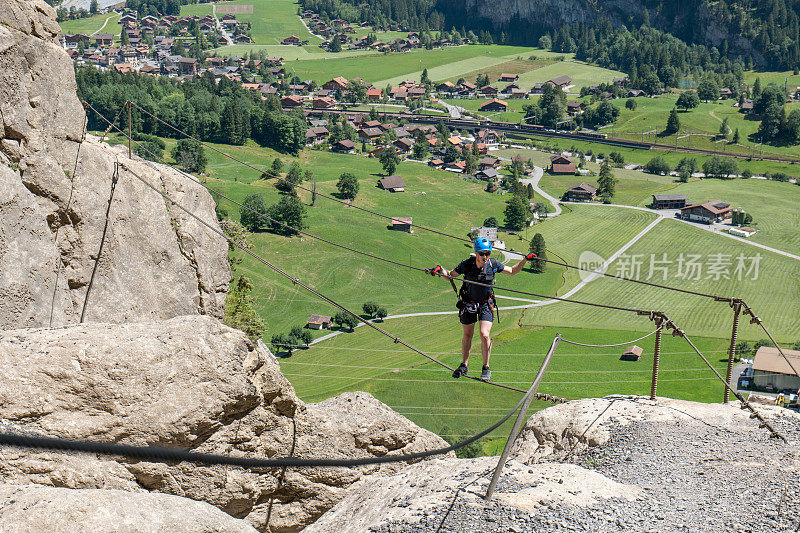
476 129 500 144
366 87 382 101
393 138 414 153
363 120 382 129
313 97 337 109
358 127 383 142
719 87 733 99
680 201 732 223
479 98 508 112
550 154 576 175
548 75 573 88
627 89 646 98
566 101 585 116
305 126 330 144
323 76 349 91
479 157 500 169
499 73 519 82
476 167 500 181
563 182 597 202
437 81 456 93
530 82 546 94
428 158 445 168
447 136 463 146
740 99 754 113
94 33 113 47
479 85 499 96
445 160 467 173
282 35 302 45
331 139 356 153
378 175 407 192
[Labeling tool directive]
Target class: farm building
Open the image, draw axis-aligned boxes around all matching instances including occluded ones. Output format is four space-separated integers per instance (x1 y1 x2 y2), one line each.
499 73 519 82
729 226 758 238
680 201 732 223
651 194 688 209
627 89 646 97
752 346 800 392
312 97 337 109
378 175 406 192
389 217 413 232
479 98 508 112
306 314 332 330
563 182 598 202
620 345 644 361
282 35 302 45
550 154 576 174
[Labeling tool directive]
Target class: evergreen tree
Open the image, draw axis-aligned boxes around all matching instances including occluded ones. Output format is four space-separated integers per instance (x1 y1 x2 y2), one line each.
752 77 762 100
596 161 616 201
665 107 681 135
528 233 547 273
503 195 528 231
732 128 740 143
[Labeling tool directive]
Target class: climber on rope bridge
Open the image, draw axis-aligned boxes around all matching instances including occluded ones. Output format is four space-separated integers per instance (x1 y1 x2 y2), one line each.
428 237 536 382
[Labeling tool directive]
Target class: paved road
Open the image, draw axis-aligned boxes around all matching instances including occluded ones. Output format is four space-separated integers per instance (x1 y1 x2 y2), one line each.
519 166 562 217
212 4 233 46
439 101 464 119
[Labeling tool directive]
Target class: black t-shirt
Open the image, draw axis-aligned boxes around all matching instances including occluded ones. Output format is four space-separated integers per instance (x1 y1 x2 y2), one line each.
453 256 505 302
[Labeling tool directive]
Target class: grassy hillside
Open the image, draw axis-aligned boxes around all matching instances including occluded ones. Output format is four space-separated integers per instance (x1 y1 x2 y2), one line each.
522 217 800 341
59 12 120 36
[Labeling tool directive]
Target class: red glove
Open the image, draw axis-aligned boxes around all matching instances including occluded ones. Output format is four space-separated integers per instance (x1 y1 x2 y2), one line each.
429 265 443 276
525 253 537 260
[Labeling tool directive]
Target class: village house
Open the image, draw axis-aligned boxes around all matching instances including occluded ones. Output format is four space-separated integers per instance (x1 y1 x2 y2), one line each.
530 82 546 95
282 35 302 45
651 194 688 210
719 87 733 99
306 314 332 330
566 101 585 116
751 346 800 392
305 126 330 144
479 98 508 112
312 96 337 109
378 175 406 192
392 137 414 154
389 217 413 232
94 33 113 47
475 129 500 144
358 127 383 143
680 201 732 223
331 139 356 153
550 153 576 174
563 183 598 202
428 158 445 169
498 73 519 82
366 87 382 101
476 167 500 181
479 85 499 97
281 95 304 108
445 160 467 173
627 89 646 98
323 76 349 91
479 156 500 170
548 75 573 89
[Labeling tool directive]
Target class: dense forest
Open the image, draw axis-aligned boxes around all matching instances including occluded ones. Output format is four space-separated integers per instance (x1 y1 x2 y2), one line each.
76 68 307 154
301 0 800 70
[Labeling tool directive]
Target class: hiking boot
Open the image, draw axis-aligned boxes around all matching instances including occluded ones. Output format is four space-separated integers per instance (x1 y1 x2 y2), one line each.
452 363 468 378
481 366 491 381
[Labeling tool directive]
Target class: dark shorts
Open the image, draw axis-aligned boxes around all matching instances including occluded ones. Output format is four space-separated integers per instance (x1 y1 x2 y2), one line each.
459 300 495 325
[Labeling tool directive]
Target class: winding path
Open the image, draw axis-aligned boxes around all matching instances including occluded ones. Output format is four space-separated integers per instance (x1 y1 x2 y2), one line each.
90 12 119 36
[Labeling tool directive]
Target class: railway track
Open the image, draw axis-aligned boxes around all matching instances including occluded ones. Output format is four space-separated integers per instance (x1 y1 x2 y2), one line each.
298 107 800 164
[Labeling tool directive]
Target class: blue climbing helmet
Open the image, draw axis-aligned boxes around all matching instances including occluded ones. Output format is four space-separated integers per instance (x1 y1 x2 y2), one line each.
473 237 492 252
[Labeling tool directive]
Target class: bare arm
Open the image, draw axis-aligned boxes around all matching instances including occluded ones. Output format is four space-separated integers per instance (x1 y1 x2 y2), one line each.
502 257 528 275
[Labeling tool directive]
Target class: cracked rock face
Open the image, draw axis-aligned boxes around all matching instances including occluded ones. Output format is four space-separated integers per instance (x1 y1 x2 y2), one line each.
0 0 229 329
0 316 449 532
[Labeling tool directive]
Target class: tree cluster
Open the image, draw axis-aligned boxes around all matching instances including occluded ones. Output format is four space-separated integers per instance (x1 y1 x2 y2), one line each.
77 68 307 154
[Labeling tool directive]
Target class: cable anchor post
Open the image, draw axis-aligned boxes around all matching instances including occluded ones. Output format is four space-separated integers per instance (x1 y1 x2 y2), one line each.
724 299 743 403
650 313 664 401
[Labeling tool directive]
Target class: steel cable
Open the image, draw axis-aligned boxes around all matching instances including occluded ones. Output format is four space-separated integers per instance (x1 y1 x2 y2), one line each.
125 100 730 302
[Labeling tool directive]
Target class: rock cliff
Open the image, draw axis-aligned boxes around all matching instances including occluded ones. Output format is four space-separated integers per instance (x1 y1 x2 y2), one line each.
0 0 230 330
0 316 449 531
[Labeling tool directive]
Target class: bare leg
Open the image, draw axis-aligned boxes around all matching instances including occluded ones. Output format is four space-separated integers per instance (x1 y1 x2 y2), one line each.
478 320 493 367
461 323 474 366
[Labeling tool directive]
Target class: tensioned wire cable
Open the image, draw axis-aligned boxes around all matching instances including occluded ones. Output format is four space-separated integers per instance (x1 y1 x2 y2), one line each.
84 101 657 317
125 100 732 303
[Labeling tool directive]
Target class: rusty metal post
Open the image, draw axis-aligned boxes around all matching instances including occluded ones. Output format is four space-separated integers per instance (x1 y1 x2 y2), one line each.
650 319 663 400
127 102 132 158
724 301 743 403
485 334 561 501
